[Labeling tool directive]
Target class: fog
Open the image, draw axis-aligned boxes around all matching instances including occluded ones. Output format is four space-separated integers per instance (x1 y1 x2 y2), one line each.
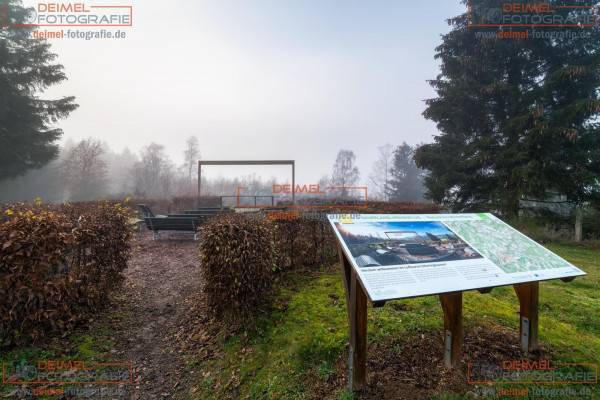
25 0 463 183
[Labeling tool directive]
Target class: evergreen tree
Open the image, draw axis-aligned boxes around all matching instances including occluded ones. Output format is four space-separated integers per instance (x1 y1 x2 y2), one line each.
0 0 78 180
387 143 424 202
414 0 600 216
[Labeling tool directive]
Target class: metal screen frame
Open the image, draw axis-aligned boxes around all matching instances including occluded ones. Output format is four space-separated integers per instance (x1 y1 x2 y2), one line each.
197 160 296 204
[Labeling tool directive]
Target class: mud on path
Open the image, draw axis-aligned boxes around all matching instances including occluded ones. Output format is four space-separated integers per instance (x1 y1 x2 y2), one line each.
110 232 210 400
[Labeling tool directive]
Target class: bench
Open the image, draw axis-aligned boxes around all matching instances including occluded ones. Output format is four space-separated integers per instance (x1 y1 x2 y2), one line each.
183 209 233 215
179 213 224 219
144 217 199 240
138 204 155 218
166 214 213 223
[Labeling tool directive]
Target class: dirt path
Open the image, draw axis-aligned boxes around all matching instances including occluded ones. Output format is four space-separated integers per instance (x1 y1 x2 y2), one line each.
112 232 207 400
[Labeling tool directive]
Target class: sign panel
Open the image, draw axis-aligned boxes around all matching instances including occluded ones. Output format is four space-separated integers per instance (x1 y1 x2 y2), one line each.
328 213 585 302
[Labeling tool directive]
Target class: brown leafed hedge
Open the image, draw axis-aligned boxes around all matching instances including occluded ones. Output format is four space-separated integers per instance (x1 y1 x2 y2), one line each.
267 202 441 270
199 202 440 323
0 202 132 346
199 214 277 324
271 217 338 270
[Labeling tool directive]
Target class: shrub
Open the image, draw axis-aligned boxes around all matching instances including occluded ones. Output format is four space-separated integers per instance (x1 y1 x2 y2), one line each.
199 214 276 324
271 217 338 270
266 202 440 270
363 201 441 214
198 202 441 323
0 202 132 346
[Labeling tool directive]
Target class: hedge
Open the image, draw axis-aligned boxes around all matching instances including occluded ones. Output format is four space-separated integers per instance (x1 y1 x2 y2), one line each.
267 202 441 270
199 202 440 324
199 214 277 324
0 202 132 346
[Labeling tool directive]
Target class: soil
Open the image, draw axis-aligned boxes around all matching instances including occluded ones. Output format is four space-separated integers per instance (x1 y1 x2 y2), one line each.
312 326 551 400
108 231 216 400
29 231 552 400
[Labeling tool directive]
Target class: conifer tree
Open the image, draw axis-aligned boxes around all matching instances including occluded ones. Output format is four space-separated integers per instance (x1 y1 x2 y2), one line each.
0 0 78 180
415 0 600 216
387 143 424 202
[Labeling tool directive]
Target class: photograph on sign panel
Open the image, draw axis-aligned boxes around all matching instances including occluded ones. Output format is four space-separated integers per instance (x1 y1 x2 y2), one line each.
334 221 483 268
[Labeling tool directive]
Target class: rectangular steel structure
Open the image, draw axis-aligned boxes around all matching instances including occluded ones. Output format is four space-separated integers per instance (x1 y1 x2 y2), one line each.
197 160 295 204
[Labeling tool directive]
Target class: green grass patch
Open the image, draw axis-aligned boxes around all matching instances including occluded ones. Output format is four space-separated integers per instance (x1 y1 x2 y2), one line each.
193 243 600 399
0 307 124 399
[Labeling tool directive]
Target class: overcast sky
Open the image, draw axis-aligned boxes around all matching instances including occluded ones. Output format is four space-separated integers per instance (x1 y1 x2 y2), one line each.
35 0 465 184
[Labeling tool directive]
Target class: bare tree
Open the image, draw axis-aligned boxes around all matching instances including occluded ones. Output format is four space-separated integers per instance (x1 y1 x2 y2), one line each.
368 143 394 201
318 174 330 193
182 136 200 190
131 143 177 198
61 138 108 200
331 149 360 198
104 147 138 195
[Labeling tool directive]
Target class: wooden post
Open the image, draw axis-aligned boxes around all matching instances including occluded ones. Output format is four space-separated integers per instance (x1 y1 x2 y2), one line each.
513 282 539 352
575 206 583 242
439 292 463 368
338 245 368 391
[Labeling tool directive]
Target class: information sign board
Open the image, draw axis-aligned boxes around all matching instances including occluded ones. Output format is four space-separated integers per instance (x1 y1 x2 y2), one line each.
328 213 585 302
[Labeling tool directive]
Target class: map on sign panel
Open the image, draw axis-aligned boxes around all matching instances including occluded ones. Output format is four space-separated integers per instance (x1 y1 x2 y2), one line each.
327 213 585 302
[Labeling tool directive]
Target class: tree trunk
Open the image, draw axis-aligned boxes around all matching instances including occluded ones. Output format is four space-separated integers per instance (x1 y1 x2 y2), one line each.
504 190 521 219
575 206 583 242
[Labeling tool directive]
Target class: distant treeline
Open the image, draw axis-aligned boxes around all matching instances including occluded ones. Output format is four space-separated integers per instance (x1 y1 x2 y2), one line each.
0 138 426 204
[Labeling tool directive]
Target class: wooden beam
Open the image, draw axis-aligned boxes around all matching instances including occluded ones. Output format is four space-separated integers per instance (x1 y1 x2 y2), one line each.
513 282 539 352
349 269 368 391
338 244 352 321
439 292 463 368
338 245 368 391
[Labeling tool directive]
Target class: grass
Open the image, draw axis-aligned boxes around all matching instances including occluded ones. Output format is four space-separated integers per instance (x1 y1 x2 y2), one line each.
1 242 597 399
192 242 600 399
0 310 123 399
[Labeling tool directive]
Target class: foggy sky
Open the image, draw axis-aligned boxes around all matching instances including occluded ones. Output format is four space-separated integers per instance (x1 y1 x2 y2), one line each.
34 0 464 184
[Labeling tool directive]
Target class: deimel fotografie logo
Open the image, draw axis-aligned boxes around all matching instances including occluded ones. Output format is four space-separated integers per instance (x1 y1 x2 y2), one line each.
2 2 133 28
468 1 599 28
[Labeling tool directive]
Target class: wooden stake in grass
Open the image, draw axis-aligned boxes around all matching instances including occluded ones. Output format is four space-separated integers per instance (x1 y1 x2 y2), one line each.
439 291 463 368
338 244 368 391
513 281 539 352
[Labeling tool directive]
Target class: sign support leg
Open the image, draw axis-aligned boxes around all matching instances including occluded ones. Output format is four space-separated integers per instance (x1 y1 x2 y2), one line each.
513 282 539 352
439 291 463 368
338 246 367 392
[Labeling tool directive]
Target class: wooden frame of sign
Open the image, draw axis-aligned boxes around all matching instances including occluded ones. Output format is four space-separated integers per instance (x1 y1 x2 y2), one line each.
337 244 547 392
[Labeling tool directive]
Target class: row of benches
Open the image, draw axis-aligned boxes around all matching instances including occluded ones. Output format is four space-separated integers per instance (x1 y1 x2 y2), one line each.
138 204 233 239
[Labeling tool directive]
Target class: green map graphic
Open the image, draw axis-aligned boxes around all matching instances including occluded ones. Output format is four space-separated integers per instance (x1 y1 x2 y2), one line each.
444 215 572 273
